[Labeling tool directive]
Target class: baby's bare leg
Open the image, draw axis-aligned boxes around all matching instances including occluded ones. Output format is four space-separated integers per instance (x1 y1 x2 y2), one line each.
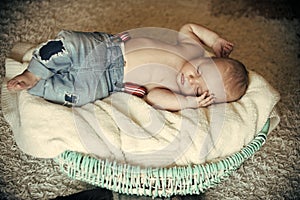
7 70 40 91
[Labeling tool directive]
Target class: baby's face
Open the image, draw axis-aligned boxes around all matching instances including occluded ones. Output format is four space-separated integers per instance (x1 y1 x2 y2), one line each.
176 60 208 96
177 58 227 103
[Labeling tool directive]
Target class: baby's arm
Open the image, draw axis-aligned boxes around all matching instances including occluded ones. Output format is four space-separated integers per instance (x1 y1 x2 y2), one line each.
145 88 214 111
179 23 234 57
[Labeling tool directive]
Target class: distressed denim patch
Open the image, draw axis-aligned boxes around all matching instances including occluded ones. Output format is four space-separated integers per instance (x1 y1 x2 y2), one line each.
39 40 65 61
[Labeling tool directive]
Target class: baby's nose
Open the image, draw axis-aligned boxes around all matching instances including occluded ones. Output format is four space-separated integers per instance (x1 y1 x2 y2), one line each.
188 75 200 85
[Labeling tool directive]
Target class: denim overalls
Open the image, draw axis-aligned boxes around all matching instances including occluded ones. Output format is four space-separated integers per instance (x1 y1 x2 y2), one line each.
28 30 125 106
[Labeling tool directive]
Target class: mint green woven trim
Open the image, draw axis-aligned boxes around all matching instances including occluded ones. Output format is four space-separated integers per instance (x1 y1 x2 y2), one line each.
55 119 270 198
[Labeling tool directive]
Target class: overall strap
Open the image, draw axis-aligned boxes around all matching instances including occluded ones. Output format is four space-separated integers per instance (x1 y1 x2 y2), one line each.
123 82 147 98
115 32 131 42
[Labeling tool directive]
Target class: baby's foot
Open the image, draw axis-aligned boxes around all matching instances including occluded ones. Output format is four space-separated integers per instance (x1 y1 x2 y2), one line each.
7 70 40 91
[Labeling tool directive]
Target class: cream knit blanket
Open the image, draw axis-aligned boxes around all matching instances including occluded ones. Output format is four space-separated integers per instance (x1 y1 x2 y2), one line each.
2 52 280 168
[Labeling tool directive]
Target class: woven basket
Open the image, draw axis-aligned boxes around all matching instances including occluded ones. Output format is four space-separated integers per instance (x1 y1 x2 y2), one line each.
55 118 270 198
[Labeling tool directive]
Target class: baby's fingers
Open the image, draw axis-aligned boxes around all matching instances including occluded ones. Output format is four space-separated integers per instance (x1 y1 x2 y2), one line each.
222 45 233 57
225 41 234 48
197 92 215 107
225 43 233 51
201 95 215 107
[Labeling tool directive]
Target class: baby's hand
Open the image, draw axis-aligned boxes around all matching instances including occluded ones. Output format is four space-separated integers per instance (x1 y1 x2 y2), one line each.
212 37 234 57
195 91 215 107
186 91 215 108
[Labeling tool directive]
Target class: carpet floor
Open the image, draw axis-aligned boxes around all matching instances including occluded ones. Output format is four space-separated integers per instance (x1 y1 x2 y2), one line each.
0 0 299 199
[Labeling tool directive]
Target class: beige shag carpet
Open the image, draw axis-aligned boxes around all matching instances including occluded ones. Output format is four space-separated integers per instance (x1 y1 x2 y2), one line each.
0 0 299 199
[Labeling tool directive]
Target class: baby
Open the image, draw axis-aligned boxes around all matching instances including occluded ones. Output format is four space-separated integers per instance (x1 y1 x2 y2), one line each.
7 23 248 111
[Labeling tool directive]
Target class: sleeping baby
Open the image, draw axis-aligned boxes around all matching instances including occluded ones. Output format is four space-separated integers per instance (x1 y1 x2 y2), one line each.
7 23 248 111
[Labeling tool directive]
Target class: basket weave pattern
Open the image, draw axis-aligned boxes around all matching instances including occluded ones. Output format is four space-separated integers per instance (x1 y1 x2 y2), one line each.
55 119 270 198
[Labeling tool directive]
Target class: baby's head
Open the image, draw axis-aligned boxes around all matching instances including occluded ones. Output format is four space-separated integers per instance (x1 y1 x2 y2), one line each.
212 57 248 103
177 57 248 103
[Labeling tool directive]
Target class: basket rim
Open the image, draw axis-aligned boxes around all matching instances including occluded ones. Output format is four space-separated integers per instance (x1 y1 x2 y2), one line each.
55 118 270 198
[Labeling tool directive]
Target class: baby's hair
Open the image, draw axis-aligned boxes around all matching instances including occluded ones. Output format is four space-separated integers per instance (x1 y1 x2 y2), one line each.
214 57 249 102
